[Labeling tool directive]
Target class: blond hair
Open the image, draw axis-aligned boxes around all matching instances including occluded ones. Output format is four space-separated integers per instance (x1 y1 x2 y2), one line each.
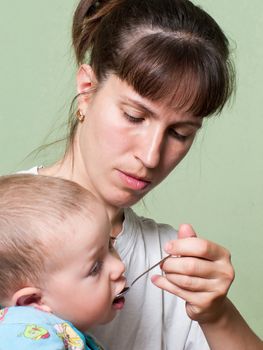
0 174 98 304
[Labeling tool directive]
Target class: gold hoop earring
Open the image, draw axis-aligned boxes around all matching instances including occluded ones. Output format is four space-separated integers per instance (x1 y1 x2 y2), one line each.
76 110 85 123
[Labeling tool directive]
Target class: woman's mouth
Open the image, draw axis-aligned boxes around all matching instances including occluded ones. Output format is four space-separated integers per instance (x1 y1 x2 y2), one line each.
117 170 151 191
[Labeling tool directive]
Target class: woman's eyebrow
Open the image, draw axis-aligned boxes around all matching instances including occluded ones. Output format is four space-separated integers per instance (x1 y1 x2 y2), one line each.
121 97 155 115
174 121 202 129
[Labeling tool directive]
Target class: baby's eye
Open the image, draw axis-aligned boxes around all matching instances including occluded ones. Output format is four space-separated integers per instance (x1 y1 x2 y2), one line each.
88 261 103 277
109 237 120 258
109 237 116 251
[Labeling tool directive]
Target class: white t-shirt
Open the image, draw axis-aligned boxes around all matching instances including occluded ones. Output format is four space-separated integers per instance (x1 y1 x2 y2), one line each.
22 167 210 350
91 208 210 350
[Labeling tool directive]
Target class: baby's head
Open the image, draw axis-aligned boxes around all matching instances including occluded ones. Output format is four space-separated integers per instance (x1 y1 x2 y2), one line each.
0 174 126 332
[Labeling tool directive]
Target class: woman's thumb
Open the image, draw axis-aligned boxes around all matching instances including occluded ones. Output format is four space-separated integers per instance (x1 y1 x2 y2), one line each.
177 224 197 239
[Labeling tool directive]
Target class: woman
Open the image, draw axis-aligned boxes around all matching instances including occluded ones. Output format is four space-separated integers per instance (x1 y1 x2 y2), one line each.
26 0 262 349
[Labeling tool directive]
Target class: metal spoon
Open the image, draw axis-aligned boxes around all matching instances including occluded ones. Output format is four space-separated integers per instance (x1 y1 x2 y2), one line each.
115 254 171 299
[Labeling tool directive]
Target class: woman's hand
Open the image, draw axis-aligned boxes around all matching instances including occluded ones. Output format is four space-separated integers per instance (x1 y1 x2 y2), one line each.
151 224 235 324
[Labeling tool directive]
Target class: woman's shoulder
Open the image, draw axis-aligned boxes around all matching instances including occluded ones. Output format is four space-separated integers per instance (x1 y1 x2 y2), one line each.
125 207 178 241
17 166 42 175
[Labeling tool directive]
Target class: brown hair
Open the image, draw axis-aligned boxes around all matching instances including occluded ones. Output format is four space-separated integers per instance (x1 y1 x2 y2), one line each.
72 0 235 118
0 174 98 304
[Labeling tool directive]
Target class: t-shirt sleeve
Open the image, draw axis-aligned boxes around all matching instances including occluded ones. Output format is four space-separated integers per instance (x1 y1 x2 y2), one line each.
157 222 178 249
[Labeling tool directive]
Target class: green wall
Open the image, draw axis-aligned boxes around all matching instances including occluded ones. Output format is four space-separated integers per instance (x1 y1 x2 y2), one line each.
0 0 262 338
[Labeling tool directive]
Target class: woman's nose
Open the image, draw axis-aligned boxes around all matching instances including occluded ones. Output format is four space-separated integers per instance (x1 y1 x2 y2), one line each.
135 127 164 169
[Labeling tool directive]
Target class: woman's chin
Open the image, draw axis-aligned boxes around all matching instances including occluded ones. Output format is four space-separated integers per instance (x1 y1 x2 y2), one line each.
112 193 146 208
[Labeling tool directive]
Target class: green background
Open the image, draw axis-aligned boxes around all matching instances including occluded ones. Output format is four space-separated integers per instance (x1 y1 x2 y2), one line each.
0 0 262 338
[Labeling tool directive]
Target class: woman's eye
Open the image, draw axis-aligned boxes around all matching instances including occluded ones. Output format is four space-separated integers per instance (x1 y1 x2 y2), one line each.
124 112 144 123
169 129 191 142
88 261 103 277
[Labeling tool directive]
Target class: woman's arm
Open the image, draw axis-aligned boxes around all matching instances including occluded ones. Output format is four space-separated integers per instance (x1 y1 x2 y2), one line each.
151 224 262 350
201 298 263 350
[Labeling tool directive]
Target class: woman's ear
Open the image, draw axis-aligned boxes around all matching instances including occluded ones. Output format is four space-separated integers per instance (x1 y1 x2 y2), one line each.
76 64 98 112
11 287 52 313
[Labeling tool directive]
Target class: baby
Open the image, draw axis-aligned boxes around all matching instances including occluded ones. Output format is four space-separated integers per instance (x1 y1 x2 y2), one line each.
0 174 126 349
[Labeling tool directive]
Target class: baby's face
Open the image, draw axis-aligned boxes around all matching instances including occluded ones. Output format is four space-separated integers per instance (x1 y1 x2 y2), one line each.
41 203 126 332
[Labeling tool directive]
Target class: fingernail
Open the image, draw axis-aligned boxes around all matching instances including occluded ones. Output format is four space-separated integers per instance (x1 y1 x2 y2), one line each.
151 275 159 283
164 242 172 252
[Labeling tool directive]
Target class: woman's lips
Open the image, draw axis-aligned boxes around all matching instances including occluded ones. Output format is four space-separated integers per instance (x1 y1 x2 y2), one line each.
118 170 151 191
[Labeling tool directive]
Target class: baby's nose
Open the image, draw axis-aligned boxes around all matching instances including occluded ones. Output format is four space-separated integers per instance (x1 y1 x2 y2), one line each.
111 255 125 280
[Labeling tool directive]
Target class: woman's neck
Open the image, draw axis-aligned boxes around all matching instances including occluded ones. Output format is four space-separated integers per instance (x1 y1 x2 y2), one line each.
109 209 125 238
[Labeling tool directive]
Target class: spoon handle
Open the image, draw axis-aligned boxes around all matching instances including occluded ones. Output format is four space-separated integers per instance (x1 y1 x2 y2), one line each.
130 254 171 287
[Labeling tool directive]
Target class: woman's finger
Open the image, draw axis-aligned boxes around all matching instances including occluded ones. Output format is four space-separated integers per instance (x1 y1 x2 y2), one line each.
161 256 218 279
164 237 231 262
151 274 208 306
164 272 216 292
151 274 226 322
177 224 197 239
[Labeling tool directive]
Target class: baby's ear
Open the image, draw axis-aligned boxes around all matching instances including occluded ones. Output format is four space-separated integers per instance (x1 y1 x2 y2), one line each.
12 287 52 313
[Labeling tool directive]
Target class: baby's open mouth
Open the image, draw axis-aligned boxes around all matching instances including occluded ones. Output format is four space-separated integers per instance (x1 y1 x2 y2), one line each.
112 293 126 310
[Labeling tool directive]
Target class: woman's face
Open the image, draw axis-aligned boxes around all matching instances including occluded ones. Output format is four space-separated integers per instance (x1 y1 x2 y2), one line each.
75 67 202 210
